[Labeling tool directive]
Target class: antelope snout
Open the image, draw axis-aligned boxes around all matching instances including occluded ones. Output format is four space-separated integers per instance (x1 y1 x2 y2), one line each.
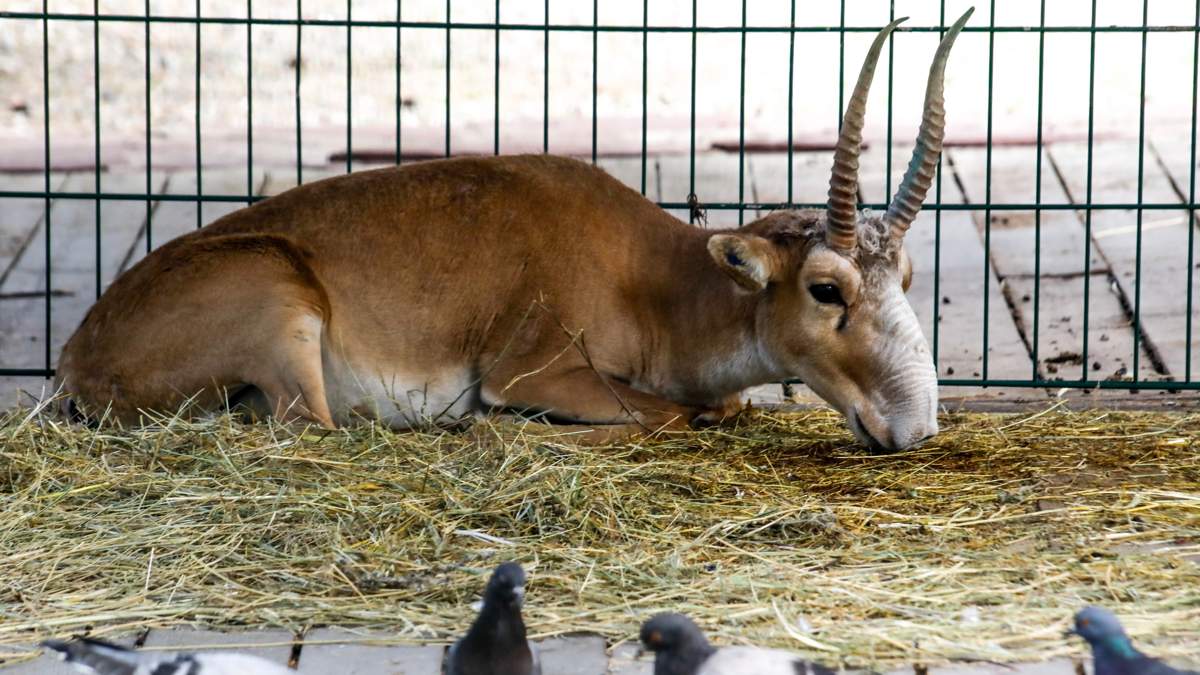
887 409 939 451
853 396 938 453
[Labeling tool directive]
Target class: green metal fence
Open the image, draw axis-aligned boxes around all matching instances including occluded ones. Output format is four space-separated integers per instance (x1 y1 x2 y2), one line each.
1 0 1198 393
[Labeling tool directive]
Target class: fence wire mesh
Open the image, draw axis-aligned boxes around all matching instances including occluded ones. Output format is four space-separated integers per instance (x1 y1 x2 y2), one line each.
1 0 1198 392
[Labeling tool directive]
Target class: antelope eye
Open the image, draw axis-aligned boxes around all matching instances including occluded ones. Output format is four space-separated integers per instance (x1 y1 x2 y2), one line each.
809 284 844 305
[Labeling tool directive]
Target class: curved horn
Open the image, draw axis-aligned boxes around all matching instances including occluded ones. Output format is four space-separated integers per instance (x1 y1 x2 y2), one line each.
884 7 974 242
826 16 908 252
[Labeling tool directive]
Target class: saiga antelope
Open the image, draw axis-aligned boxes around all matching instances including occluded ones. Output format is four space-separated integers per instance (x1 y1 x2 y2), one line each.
56 9 972 452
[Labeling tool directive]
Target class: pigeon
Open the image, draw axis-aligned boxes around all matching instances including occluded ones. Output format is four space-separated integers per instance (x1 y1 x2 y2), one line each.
444 562 541 675
1070 606 1198 675
639 613 835 675
41 636 292 675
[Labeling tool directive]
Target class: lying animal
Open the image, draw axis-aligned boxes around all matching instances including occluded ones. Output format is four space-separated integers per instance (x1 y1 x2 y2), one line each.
56 9 970 452
445 562 540 675
639 612 834 675
42 637 291 675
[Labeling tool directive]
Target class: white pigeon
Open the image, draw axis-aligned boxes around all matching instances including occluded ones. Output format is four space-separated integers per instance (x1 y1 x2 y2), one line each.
42 637 292 675
640 613 835 675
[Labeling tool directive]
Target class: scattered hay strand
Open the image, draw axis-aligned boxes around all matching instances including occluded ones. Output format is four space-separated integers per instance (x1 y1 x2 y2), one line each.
0 406 1197 668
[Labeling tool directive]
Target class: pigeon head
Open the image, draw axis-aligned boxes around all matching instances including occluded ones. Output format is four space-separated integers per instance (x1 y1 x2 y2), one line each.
484 562 527 610
640 613 716 675
1072 606 1129 643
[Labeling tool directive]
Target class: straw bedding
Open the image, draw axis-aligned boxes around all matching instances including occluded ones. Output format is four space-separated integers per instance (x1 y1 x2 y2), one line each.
0 404 1197 668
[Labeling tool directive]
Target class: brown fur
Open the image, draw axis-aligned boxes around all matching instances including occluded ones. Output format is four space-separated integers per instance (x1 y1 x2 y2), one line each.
56 155 933 447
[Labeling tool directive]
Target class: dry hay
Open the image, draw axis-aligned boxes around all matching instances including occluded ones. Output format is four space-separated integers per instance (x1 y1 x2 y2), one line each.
0 404 1197 669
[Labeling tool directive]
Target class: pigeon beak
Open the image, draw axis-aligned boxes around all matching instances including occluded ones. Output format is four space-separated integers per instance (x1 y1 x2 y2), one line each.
1063 628 1078 638
634 646 646 659
512 585 525 607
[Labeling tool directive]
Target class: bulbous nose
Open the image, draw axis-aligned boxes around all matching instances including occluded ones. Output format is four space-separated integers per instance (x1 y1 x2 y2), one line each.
892 415 938 451
886 390 939 451
853 391 938 453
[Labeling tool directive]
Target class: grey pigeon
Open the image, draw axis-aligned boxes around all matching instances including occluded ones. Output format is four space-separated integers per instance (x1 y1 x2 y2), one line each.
640 613 835 675
41 636 291 675
1071 606 1198 675
445 562 541 675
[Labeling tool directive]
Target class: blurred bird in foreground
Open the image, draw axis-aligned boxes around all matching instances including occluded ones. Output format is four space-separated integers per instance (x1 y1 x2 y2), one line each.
640 612 835 675
42 636 291 675
1070 606 1198 675
445 562 540 675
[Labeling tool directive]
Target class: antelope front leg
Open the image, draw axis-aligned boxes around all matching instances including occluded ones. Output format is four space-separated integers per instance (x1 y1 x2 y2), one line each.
691 393 749 427
481 363 701 432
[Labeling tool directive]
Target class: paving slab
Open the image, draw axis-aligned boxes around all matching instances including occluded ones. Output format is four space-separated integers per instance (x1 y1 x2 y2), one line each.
0 634 142 674
0 171 165 378
537 635 609 675
141 628 297 666
0 649 78 674
297 628 443 674
607 642 652 675
949 146 1147 384
928 659 1079 675
1050 140 1199 381
949 146 1103 277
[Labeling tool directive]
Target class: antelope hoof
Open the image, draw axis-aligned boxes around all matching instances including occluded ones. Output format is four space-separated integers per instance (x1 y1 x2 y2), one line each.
689 401 748 429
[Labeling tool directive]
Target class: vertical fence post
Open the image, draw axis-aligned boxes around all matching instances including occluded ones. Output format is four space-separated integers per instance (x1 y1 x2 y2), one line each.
838 0 844 134
493 0 499 156
145 0 153 249
195 0 202 229
246 0 253 203
1188 0 1200 383
933 0 945 371
297 0 303 182
93 0 101 299
591 0 598 165
1032 0 1046 380
737 0 746 226
398 0 404 163
42 0 52 379
1132 0 1149 382
640 0 647 196
786 0 795 207
542 0 548 154
446 0 452 157
781 0 798 401
885 0 894 201
688 0 696 224
346 0 352 173
1082 0 1097 379
982 0 996 381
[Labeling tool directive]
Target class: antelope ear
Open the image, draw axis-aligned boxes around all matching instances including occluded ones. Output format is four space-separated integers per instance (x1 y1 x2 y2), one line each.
707 233 781 292
898 245 914 292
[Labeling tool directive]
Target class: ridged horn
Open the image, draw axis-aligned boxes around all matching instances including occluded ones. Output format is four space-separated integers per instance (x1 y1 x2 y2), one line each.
825 16 907 253
884 7 974 242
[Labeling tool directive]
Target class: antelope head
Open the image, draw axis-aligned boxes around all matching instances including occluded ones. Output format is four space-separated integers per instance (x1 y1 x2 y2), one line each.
707 9 971 451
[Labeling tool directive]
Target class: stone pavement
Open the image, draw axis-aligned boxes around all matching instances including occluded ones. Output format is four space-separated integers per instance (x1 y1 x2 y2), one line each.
1 630 1101 675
